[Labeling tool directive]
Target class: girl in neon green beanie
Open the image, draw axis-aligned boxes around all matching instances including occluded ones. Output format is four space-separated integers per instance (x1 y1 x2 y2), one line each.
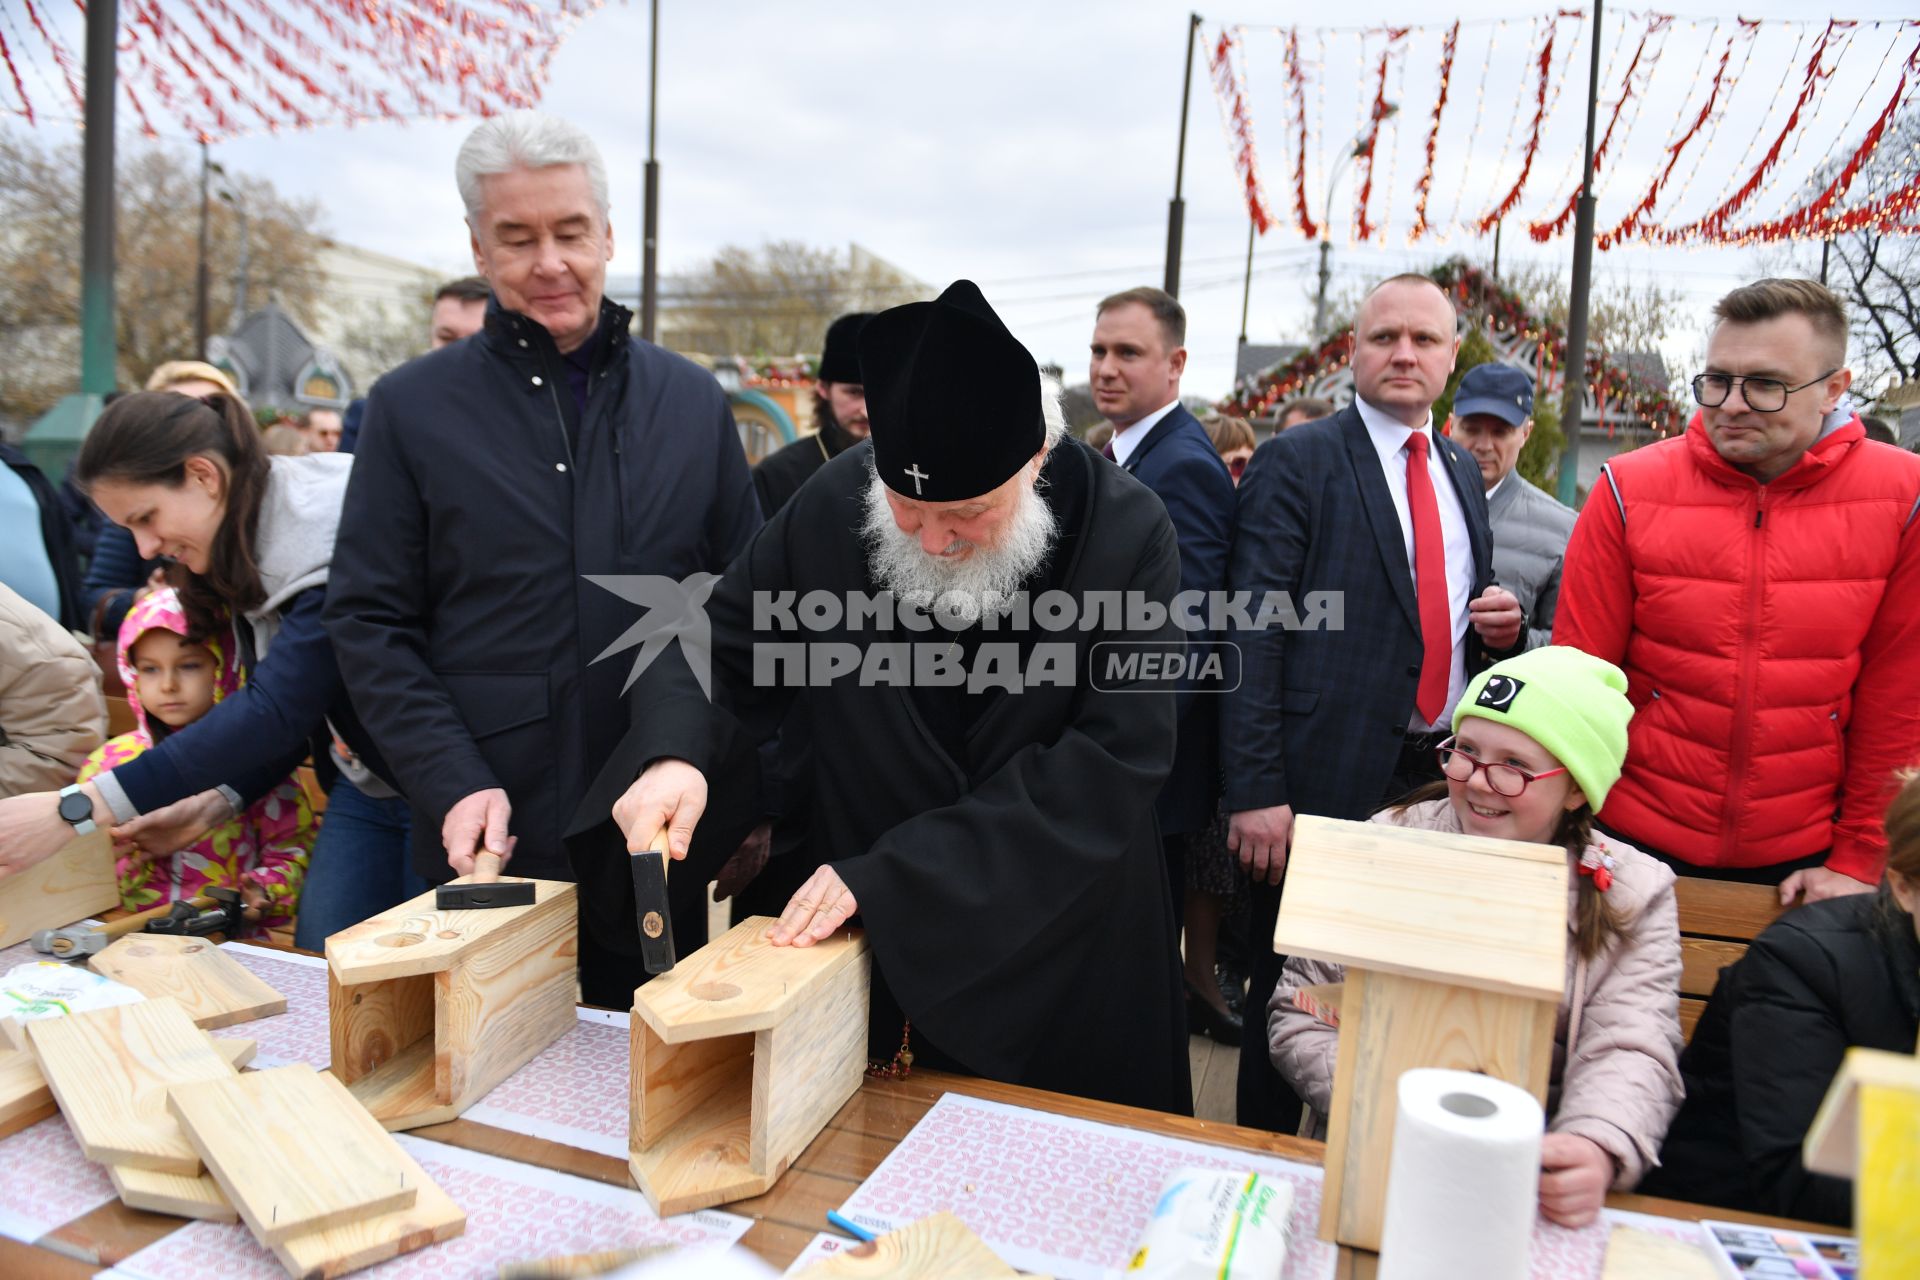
1268 645 1684 1229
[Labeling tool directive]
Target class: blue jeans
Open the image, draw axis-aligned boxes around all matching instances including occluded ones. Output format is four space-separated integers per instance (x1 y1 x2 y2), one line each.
292 777 426 951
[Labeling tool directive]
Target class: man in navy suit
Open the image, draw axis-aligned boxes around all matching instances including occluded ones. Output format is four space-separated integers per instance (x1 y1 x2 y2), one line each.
1223 274 1524 1129
1091 287 1239 1041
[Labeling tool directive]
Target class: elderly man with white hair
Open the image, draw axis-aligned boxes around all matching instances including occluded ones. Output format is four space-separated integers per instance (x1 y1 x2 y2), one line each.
325 112 761 1001
591 280 1192 1112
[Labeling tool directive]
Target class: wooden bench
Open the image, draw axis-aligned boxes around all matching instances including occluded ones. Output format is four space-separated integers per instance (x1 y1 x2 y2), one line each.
1673 876 1788 1042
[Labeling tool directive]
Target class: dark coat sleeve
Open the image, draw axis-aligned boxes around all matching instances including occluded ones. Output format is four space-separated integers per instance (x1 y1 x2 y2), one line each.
110 588 334 813
1154 448 1234 712
1725 926 1857 1225
1219 433 1312 812
324 389 502 824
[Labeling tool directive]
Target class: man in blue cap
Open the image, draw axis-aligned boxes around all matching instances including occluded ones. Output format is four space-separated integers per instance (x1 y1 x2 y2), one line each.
1448 362 1574 651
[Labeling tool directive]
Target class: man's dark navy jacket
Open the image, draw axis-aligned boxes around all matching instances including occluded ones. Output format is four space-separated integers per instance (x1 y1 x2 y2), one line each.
1115 404 1235 837
325 298 762 907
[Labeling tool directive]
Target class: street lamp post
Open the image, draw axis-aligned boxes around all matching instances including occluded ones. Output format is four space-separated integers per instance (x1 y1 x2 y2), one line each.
640 0 661 343
1310 110 1395 345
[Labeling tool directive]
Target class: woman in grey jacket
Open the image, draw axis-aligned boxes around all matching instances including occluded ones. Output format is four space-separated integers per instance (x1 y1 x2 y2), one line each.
1268 646 1684 1228
0 392 413 943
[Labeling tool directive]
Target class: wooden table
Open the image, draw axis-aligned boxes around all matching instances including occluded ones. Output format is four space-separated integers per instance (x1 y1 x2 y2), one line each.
4 1065 1830 1279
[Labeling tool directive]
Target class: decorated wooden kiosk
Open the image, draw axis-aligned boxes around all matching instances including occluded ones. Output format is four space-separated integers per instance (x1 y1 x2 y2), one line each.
628 916 872 1216
1273 814 1567 1251
326 877 578 1130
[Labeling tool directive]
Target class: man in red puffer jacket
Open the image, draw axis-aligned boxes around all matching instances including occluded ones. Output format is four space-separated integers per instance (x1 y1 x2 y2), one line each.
1556 278 1920 906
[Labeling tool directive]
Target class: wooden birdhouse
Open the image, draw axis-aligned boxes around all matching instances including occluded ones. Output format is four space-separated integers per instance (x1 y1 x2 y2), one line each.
326 879 577 1130
629 916 870 1216
1804 1046 1920 1275
1273 815 1567 1252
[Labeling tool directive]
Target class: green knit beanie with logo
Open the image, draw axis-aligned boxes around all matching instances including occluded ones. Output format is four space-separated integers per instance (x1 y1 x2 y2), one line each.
1453 646 1634 809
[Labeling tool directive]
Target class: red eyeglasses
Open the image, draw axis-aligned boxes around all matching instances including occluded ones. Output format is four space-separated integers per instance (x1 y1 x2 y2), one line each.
1435 737 1569 797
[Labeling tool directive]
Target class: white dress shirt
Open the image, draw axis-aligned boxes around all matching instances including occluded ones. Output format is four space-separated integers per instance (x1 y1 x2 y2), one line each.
1354 396 1475 730
1109 400 1180 468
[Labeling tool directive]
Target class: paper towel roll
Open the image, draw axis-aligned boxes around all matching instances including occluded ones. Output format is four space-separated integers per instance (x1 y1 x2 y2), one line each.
1376 1068 1544 1280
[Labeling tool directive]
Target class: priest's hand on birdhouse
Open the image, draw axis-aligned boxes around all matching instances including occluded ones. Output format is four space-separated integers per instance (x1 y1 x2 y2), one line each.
614 758 709 859
768 863 857 948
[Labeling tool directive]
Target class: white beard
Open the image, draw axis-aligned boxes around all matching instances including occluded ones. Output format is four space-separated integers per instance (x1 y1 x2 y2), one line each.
859 461 1058 626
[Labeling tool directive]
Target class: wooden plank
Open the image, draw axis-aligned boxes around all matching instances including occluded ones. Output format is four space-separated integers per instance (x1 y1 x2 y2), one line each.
0 1044 56 1139
342 1033 458 1131
326 879 575 983
1320 967 1557 1250
329 969 434 1085
270 1079 464 1280
628 1068 766 1216
434 878 577 1112
156 1034 250 1229
0 831 118 950
26 997 235 1173
1673 877 1785 941
89 935 286 1029
632 1020 754 1147
1679 938 1744 998
790 1211 1026 1279
1678 998 1706 1043
753 948 870 1178
1274 816 1566 1001
109 1163 237 1223
168 1063 419 1246
0 1022 249 1149
633 919 868 1042
215 1037 257 1069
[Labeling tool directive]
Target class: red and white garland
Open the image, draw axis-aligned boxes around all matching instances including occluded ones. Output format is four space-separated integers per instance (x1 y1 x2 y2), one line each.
1 0 603 141
1204 12 1920 249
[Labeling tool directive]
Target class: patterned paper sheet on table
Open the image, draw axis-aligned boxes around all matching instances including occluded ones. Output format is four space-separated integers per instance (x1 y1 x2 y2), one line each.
208 942 332 1069
0 1115 120 1242
102 1133 752 1280
463 1007 630 1157
836 1096 1728 1280
835 1093 1341 1280
0 936 53 973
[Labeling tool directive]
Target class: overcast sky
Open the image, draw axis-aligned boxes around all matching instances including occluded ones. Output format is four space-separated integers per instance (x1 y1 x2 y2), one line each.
36 0 1920 398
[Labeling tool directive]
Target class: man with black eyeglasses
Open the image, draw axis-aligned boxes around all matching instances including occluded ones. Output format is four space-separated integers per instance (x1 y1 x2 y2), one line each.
1556 278 1920 907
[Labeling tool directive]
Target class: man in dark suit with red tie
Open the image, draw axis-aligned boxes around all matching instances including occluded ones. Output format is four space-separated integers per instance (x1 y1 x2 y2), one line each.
1222 273 1524 1130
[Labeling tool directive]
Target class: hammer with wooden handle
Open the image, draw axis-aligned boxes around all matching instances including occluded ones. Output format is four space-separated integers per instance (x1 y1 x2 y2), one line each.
631 828 675 975
434 848 536 911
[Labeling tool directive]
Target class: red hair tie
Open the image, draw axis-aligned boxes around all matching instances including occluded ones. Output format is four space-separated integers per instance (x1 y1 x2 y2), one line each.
1578 849 1616 893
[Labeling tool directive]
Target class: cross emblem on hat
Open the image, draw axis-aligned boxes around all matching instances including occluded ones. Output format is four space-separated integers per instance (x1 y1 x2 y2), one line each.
903 463 930 496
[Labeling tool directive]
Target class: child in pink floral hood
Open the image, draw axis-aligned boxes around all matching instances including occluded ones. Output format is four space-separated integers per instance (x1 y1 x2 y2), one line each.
76 587 312 933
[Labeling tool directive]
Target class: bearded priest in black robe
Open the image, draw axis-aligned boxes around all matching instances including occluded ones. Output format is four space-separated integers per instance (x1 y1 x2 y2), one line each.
599 280 1191 1114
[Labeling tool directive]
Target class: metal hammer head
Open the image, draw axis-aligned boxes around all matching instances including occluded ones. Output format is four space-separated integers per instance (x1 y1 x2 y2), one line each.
29 928 107 959
434 879 536 911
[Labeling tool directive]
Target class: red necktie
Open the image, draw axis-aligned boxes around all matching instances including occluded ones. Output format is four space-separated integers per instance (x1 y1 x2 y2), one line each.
1100 440 1117 461
1404 430 1451 726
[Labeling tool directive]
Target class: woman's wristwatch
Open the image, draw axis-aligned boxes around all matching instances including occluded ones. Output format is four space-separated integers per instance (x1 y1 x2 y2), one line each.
57 784 97 836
